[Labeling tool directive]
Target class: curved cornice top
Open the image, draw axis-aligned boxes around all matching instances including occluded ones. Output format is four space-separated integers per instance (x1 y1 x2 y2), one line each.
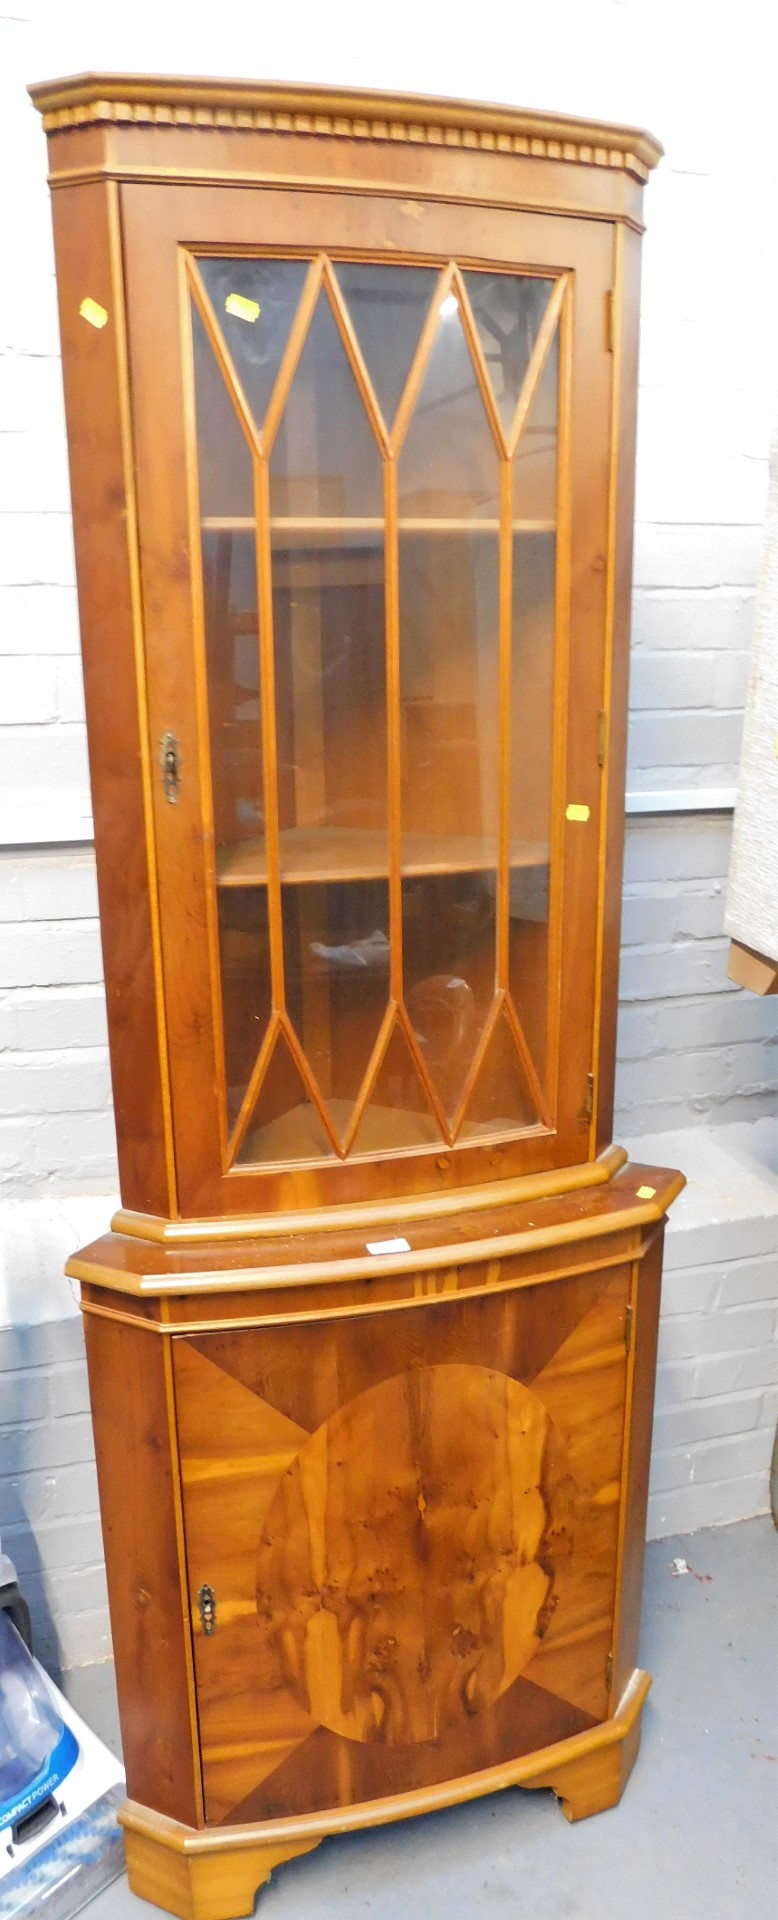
28 74 663 182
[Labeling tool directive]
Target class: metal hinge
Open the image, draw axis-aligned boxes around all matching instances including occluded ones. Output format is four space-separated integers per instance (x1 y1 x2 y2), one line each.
197 1583 216 1636
584 1072 595 1123
606 1652 613 1692
597 709 608 768
604 288 615 352
625 1303 634 1355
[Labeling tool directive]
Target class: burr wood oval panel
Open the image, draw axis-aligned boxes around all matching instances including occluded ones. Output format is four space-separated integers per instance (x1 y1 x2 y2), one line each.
174 1262 632 1824
254 1363 574 1746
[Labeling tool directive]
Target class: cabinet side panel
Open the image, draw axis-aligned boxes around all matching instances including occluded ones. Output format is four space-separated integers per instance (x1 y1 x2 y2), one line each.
48 179 174 1215
612 1223 663 1698
82 1310 201 1824
594 223 642 1150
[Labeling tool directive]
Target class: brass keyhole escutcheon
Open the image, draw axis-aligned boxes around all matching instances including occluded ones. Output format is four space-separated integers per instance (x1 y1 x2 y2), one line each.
198 1583 216 1636
160 731 181 804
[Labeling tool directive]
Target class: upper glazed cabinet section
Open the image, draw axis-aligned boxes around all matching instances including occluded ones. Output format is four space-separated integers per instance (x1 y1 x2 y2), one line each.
32 79 660 1216
193 254 561 1169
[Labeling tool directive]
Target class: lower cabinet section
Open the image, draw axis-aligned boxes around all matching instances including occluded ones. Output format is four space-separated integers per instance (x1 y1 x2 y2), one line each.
173 1264 631 1826
76 1159 682 1918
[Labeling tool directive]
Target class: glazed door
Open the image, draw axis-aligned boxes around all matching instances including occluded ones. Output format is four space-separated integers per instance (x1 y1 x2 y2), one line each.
122 184 614 1214
172 1265 631 1823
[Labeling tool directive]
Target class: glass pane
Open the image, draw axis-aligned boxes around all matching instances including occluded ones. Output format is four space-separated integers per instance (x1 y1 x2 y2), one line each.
399 532 499 849
459 1005 538 1137
198 258 308 434
192 303 254 520
507 914 548 1098
282 880 390 1137
218 889 271 1131
510 534 555 857
270 291 383 519
462 273 554 436
192 301 272 1141
193 299 264 865
334 263 438 429
237 1026 336 1164
513 330 558 525
403 873 496 1122
202 529 263 863
272 529 387 851
398 298 498 522
191 257 562 1172
350 1019 440 1154
508 531 556 1092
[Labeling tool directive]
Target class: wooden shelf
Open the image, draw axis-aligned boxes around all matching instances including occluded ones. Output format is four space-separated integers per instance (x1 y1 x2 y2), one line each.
241 1098 529 1163
217 827 548 887
400 519 556 535
200 516 556 537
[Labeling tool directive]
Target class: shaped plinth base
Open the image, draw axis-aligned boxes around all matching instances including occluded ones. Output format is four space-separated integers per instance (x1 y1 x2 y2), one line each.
121 1824 321 1920
524 1688 645 1821
121 1670 651 1919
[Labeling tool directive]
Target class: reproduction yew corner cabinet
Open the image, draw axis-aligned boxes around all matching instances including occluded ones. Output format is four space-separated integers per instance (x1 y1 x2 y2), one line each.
31 73 683 1920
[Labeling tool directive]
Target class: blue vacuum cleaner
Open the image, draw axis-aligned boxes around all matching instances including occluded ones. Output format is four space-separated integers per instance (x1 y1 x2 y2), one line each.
0 1580 125 1919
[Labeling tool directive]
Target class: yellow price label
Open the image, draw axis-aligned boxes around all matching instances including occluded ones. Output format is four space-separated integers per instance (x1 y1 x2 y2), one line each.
79 297 108 329
565 802 590 823
225 292 260 323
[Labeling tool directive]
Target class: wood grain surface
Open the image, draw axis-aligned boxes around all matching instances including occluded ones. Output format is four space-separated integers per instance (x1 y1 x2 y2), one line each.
255 1364 573 1745
611 1224 664 1698
85 1313 201 1824
48 180 175 1216
174 1261 629 1822
118 1669 650 1919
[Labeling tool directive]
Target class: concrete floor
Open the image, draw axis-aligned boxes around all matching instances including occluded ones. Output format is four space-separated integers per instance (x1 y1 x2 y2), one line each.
63 1517 777 1920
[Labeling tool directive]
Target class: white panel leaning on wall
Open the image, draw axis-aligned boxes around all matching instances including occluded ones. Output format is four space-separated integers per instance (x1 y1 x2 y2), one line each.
726 417 778 994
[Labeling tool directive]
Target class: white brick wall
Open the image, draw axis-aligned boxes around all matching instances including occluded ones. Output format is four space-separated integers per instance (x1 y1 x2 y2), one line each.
0 1319 109 1670
615 817 778 1135
630 1121 778 1539
0 1193 116 1667
0 852 117 1194
1 0 777 1664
